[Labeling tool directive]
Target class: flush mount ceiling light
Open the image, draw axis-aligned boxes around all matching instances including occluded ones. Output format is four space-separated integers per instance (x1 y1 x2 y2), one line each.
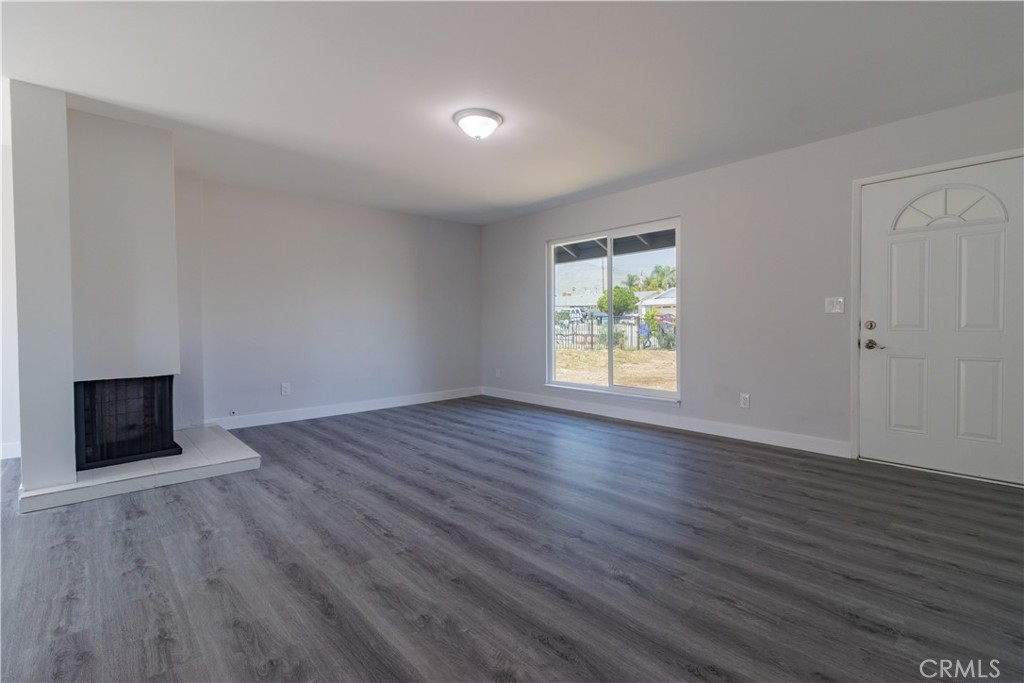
453 108 504 139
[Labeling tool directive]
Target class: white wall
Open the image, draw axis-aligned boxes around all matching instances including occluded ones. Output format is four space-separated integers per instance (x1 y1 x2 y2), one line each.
200 180 482 425
9 81 77 488
174 170 205 428
480 92 1024 456
1 141 19 459
67 109 180 381
1 78 21 459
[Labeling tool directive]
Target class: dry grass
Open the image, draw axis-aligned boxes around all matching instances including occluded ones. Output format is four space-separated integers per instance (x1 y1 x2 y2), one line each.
554 349 677 391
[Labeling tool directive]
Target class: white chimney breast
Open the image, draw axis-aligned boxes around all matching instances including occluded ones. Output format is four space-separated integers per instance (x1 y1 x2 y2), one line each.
67 109 181 380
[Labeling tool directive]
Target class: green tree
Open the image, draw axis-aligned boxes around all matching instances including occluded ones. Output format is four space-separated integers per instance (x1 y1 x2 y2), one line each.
642 265 676 291
622 273 641 291
643 308 660 331
597 286 639 316
660 265 677 289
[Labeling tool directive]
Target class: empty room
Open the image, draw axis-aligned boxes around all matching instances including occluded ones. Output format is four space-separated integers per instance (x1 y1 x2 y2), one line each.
2 2 1022 682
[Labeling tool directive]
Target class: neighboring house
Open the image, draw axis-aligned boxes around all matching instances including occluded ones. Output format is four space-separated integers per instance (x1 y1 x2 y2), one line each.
553 289 601 310
637 287 677 317
633 290 661 304
557 289 661 317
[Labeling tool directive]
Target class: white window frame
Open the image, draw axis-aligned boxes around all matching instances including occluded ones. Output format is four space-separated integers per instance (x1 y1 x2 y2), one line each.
546 217 681 403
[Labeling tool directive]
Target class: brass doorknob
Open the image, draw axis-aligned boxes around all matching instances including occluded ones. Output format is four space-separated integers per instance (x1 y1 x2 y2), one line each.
863 339 886 350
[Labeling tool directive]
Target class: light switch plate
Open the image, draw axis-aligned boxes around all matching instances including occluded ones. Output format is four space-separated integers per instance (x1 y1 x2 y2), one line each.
825 297 845 314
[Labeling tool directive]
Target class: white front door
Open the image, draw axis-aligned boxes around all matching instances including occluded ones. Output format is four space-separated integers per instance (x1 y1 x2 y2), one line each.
860 155 1023 484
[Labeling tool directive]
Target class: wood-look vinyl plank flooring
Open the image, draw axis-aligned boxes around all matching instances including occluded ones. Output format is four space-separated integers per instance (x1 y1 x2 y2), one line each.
2 396 1021 682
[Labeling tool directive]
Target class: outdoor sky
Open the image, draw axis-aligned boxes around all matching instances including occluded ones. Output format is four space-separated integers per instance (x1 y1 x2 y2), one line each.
554 247 676 299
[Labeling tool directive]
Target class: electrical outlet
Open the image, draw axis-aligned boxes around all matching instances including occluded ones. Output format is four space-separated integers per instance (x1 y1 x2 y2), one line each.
281 382 291 396
739 393 750 409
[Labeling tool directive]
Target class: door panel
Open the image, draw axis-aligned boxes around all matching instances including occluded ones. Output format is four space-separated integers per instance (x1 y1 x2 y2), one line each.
860 155 1023 484
889 238 929 330
957 230 1004 331
955 358 1002 443
887 356 927 433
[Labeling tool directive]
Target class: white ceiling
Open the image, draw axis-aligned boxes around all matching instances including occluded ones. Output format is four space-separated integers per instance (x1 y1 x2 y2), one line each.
4 2 1022 225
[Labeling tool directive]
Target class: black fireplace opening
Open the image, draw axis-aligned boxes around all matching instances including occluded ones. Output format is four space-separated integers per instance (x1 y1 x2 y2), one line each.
74 375 182 471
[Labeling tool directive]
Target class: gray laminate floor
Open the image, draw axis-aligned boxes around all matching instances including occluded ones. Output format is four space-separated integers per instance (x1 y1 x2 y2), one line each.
2 396 1022 682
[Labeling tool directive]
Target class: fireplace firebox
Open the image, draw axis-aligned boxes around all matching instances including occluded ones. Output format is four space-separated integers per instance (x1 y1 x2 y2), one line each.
74 376 181 471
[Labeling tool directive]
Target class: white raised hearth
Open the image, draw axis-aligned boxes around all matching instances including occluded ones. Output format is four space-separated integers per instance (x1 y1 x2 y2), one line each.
18 426 260 512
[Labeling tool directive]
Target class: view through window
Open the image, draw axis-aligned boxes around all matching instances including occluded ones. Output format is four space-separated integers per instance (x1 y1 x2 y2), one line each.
551 221 678 396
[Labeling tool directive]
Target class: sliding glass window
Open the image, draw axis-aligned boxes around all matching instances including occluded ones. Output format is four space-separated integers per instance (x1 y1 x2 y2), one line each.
548 218 679 398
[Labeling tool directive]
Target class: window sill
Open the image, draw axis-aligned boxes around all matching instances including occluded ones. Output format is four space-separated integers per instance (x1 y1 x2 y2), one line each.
544 383 681 406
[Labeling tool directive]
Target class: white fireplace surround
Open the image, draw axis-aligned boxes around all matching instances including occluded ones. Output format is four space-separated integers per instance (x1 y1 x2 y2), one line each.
68 109 182 382
9 80 259 511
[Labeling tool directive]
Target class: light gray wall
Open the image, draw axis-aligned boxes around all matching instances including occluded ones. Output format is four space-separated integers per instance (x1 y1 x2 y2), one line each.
9 81 77 488
1 138 20 459
480 92 1024 454
174 170 205 428
200 180 482 423
2 76 20 458
67 109 180 381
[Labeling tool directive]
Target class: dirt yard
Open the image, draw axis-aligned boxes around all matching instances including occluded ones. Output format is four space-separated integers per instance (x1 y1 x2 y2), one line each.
554 349 677 391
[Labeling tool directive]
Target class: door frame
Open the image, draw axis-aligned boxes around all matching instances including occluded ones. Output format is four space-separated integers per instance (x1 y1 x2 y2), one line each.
849 148 1024 462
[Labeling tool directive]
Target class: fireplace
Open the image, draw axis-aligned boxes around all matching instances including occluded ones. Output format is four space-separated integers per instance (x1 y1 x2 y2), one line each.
74 376 182 471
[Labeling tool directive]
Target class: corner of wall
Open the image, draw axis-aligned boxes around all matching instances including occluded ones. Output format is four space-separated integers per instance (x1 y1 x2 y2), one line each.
9 80 77 490
174 169 206 428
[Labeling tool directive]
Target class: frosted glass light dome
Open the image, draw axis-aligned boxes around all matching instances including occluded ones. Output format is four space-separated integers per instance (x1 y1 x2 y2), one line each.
453 108 503 139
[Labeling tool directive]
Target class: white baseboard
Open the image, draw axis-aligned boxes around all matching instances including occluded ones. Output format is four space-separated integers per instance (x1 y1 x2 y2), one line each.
204 384 852 458
1 441 21 460
480 386 853 458
206 386 483 430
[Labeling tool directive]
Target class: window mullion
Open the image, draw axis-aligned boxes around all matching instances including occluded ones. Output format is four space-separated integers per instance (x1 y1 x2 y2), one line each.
607 238 614 388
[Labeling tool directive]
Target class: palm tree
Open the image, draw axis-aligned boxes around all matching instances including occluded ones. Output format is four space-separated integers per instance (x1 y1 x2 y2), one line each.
623 273 641 291
642 265 676 291
656 264 677 289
